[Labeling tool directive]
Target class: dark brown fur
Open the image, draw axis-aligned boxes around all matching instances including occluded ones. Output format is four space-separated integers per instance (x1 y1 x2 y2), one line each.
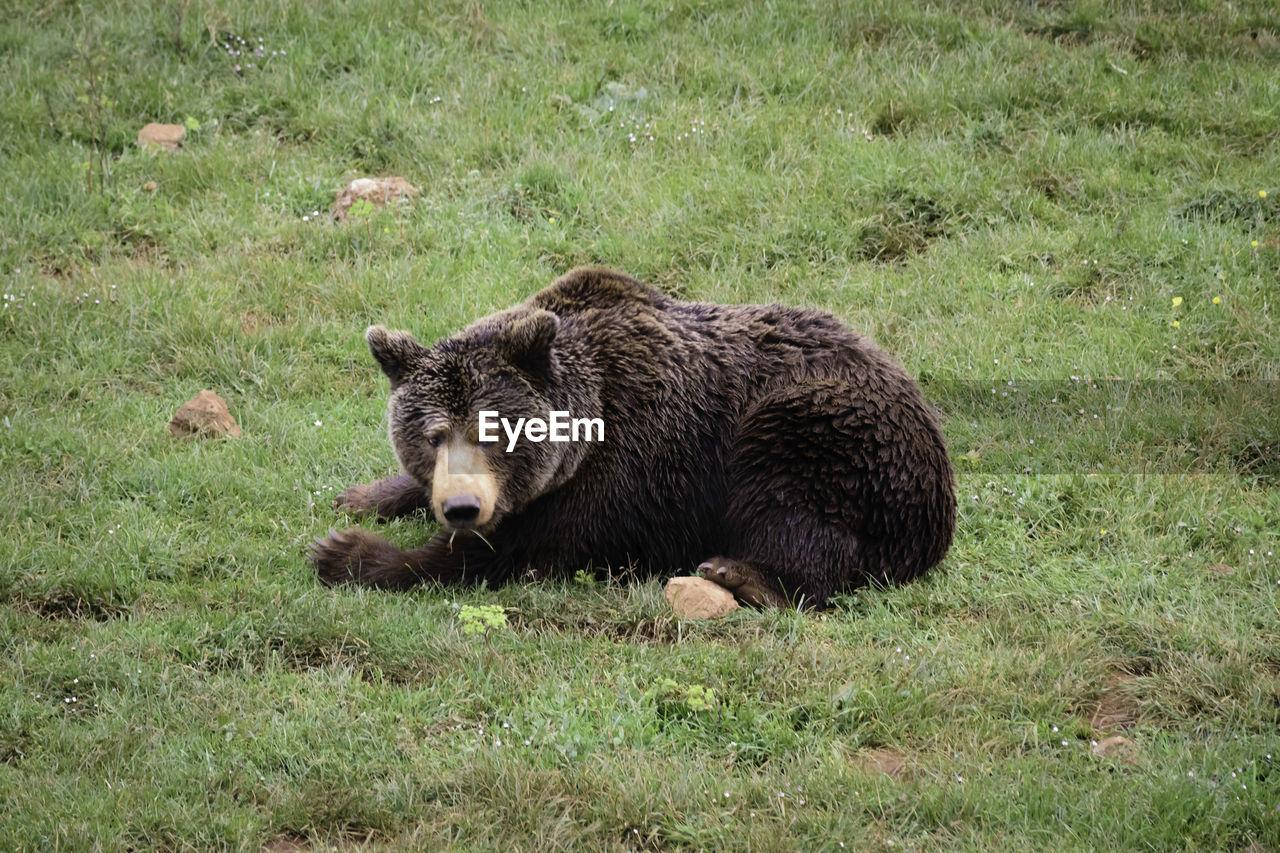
310 267 956 609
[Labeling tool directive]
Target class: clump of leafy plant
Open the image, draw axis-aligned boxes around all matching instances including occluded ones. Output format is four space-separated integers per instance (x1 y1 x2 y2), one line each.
457 604 508 653
649 677 718 716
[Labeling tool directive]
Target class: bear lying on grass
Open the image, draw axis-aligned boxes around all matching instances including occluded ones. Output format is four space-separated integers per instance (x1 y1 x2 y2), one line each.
310 267 956 609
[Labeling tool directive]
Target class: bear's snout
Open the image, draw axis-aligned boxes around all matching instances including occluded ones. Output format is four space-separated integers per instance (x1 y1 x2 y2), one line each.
431 436 499 530
441 494 482 526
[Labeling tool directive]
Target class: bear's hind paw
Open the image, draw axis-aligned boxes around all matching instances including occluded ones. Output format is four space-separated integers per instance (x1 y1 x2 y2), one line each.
699 557 789 608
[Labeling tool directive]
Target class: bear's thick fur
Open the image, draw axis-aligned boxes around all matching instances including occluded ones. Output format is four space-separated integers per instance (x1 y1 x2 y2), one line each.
310 267 955 609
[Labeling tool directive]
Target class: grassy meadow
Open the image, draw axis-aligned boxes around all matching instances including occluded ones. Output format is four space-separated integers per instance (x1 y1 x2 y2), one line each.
2 0 1279 849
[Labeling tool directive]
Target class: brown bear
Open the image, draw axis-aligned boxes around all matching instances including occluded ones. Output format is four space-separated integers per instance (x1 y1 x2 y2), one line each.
310 267 955 609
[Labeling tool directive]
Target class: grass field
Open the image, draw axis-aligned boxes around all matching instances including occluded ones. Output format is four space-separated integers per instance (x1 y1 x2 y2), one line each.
2 0 1279 849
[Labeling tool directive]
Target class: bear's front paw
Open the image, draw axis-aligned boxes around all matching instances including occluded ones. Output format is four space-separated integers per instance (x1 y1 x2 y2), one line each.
309 526 401 586
699 557 789 608
332 484 377 518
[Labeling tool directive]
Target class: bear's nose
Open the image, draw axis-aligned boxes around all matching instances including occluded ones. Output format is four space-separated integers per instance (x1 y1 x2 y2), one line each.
442 494 482 526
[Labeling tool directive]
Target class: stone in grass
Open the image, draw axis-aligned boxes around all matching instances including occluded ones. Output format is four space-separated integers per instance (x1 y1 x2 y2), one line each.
1092 735 1138 764
169 390 241 439
851 748 907 778
137 123 185 151
331 177 419 221
664 576 739 619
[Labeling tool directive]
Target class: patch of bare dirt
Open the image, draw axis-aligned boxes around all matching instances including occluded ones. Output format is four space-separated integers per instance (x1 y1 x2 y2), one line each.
1091 671 1141 733
262 838 311 853
17 591 128 622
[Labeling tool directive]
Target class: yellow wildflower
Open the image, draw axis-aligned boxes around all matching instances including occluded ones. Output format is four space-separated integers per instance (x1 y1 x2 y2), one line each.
1260 190 1268 199
1212 296 1221 305
1171 320 1180 328
1171 296 1183 307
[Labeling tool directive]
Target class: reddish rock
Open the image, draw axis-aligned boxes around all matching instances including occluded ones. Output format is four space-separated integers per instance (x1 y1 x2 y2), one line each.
331 176 419 220
851 748 907 778
1092 735 1137 764
138 123 185 151
169 390 241 438
664 576 739 619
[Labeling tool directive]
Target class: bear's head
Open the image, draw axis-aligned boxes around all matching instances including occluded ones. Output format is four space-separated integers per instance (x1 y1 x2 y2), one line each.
366 306 592 534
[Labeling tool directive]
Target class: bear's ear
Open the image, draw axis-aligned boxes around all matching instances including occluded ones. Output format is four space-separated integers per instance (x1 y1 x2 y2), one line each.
366 325 426 388
498 309 559 374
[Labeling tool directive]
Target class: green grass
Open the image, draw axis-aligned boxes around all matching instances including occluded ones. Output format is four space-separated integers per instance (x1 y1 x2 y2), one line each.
2 0 1279 849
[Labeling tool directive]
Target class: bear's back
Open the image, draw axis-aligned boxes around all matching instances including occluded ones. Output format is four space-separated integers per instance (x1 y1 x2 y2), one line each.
531 267 669 316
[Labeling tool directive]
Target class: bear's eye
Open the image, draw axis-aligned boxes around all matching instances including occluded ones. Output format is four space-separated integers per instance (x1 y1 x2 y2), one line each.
426 430 446 449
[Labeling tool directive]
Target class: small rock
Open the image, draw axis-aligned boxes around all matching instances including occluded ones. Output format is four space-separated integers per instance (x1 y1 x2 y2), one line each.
331 176 419 220
143 180 158 192
1207 563 1234 575
169 390 241 438
851 748 906 778
664 576 739 619
138 123 185 151
1092 735 1137 763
